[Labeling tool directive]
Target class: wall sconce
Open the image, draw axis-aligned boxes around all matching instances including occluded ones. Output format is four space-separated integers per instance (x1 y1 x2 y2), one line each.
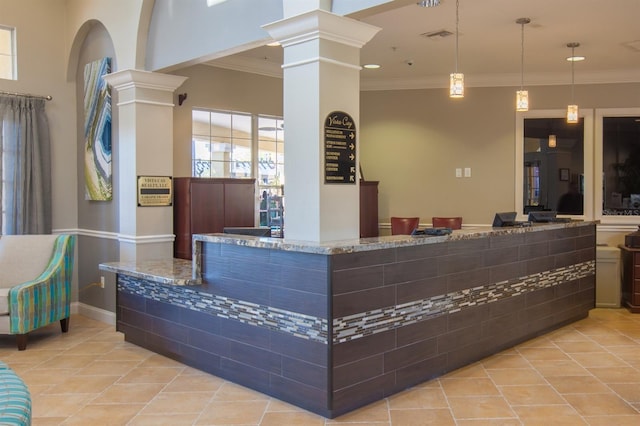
548 134 557 148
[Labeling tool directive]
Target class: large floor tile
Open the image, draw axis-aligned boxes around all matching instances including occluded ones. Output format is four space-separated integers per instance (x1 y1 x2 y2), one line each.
12 309 640 425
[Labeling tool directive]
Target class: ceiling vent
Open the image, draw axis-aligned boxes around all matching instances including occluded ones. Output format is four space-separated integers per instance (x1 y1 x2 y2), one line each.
421 29 453 40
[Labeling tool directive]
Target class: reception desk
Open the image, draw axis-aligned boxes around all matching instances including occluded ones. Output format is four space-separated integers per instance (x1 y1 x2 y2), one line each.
101 221 596 418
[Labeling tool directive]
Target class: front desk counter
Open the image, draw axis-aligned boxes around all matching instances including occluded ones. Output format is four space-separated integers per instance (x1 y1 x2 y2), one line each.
101 221 596 419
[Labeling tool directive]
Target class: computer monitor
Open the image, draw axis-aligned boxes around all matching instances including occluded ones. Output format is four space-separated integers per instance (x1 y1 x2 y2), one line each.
528 210 557 223
222 227 272 237
492 212 518 227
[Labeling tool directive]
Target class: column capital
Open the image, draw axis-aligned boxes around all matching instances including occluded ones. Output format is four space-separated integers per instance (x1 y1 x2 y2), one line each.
263 9 380 49
103 69 187 93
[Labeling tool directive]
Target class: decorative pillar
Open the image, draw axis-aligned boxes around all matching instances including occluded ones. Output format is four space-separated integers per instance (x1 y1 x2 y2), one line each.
264 10 379 242
103 70 187 261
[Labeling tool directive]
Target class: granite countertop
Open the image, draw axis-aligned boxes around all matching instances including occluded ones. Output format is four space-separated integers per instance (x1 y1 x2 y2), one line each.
99 258 199 286
100 221 596 286
193 221 596 255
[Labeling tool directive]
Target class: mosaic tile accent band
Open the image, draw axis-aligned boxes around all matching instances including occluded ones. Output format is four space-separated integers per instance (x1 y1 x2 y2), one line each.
119 260 593 346
333 260 595 344
118 274 329 343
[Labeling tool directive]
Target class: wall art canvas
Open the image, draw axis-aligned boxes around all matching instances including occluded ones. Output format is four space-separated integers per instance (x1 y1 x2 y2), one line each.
84 57 112 200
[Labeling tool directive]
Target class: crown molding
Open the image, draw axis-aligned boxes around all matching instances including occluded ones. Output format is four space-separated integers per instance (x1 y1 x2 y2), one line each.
205 56 639 91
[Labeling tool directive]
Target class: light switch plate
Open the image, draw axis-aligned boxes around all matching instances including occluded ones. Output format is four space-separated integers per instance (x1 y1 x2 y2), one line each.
455 168 462 178
464 167 471 177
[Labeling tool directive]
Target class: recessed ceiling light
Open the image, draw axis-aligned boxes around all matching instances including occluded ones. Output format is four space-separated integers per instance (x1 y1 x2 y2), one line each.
566 55 586 62
207 0 227 6
363 64 381 69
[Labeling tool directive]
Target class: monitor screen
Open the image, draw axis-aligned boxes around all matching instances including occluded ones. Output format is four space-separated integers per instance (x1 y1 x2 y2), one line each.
492 212 517 227
528 210 557 223
222 227 272 237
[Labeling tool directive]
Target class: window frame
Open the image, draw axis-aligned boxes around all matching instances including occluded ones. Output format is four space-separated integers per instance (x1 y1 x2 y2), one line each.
191 108 253 179
515 108 594 222
594 107 640 225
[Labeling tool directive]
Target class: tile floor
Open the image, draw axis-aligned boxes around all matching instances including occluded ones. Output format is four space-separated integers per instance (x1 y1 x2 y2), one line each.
1 308 639 425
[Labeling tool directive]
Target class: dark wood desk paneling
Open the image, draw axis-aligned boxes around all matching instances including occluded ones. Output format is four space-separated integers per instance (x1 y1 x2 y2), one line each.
619 245 640 313
173 178 255 259
359 181 378 238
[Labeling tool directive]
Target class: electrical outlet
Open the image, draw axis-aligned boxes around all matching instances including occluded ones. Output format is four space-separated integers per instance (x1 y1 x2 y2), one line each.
100 276 105 289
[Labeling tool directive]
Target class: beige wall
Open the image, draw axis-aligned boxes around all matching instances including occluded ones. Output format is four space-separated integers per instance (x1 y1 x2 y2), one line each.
171 65 284 177
361 83 640 228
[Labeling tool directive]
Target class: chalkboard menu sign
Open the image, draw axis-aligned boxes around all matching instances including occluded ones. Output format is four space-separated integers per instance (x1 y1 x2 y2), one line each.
324 111 357 184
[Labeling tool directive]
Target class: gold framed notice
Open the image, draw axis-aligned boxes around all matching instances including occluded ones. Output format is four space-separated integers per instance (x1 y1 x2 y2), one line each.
137 176 172 207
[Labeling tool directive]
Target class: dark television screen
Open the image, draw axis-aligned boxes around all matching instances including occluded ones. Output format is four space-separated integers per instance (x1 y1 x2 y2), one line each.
222 227 271 237
492 212 518 227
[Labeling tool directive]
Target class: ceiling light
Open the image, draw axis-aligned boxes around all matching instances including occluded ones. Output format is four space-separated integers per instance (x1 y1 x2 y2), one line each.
207 0 227 6
449 0 463 98
566 55 585 62
516 18 530 112
566 42 580 123
417 0 441 6
363 64 381 69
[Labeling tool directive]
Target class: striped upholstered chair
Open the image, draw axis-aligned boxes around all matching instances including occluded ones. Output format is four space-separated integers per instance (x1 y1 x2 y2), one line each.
0 234 75 350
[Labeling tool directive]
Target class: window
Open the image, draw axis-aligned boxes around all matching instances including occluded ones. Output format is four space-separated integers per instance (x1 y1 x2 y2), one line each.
516 109 594 220
257 115 284 236
192 109 285 236
595 108 640 223
192 109 252 178
0 26 16 80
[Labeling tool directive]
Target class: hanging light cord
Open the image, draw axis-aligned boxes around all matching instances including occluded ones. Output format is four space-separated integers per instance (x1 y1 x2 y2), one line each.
520 21 525 90
570 45 575 103
455 0 459 73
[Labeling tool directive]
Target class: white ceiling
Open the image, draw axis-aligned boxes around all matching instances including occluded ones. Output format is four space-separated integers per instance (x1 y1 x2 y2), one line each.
208 0 640 91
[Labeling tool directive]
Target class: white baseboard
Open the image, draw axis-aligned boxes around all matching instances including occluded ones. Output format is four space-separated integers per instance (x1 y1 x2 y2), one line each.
73 302 116 326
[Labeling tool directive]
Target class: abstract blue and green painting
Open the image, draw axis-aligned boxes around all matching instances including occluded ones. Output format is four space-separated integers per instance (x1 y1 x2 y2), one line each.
84 57 112 200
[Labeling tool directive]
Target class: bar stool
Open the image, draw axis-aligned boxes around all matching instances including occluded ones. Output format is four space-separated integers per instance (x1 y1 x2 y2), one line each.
390 217 420 235
432 216 463 230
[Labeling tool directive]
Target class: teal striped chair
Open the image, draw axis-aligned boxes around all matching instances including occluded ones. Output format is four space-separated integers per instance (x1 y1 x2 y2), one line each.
0 234 75 350
0 361 31 425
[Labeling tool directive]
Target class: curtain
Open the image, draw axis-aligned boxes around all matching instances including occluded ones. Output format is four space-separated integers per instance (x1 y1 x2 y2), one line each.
0 95 52 234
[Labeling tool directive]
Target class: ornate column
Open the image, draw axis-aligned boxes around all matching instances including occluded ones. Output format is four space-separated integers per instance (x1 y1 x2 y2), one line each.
264 10 380 241
103 70 187 261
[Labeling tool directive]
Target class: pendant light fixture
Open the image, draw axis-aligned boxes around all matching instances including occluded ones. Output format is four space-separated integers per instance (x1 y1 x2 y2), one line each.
566 42 580 123
515 18 530 111
449 0 463 98
548 134 557 148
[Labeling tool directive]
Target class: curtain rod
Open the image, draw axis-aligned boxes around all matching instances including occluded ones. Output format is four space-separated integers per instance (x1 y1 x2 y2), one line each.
0 90 52 101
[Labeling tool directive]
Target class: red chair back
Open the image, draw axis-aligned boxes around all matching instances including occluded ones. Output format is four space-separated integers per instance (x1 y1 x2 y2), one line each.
391 217 420 235
432 217 463 230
